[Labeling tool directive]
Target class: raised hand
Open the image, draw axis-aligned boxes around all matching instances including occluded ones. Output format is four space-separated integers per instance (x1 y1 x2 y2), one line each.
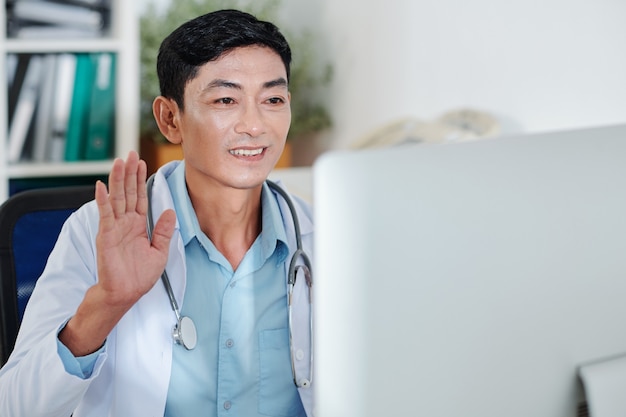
94 151 175 307
59 151 176 356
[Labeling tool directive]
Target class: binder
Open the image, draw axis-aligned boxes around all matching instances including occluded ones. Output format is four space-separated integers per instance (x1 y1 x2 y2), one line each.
65 53 96 161
32 54 58 162
8 55 44 163
7 54 31 125
11 0 104 30
49 53 78 162
84 53 116 160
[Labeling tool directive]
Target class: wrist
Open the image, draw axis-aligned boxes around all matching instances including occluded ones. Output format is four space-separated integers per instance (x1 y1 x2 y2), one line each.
59 285 131 356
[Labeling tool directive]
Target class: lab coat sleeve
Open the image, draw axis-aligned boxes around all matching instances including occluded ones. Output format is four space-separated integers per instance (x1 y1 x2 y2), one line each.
0 201 108 417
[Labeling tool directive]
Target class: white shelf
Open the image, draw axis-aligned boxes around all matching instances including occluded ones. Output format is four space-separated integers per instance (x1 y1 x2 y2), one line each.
0 0 139 202
7 160 116 179
3 39 124 53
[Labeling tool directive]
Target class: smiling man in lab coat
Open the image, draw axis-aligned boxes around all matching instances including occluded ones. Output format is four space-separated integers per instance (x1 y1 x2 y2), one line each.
0 9 314 417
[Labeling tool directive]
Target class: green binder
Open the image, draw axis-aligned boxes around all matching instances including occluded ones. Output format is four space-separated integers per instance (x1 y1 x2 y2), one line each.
84 52 116 160
64 53 96 161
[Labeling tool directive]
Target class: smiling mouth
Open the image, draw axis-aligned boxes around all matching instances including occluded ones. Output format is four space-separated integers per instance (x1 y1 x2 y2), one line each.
229 148 265 157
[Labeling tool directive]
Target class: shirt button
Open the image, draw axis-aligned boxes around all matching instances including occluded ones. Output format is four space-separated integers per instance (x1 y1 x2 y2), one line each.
225 339 234 348
224 400 232 410
295 349 305 361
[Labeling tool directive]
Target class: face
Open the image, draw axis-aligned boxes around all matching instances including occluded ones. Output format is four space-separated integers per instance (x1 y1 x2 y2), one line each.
167 45 291 192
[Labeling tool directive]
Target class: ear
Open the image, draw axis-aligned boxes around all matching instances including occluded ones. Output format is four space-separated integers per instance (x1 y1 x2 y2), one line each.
152 96 183 144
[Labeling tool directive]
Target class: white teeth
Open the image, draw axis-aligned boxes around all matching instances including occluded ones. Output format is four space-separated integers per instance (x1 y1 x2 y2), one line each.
230 148 263 156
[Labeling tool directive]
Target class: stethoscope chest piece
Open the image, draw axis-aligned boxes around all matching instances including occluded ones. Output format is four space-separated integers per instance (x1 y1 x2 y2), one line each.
173 316 197 350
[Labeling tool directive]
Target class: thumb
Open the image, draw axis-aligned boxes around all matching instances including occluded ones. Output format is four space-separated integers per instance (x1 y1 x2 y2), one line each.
150 209 176 253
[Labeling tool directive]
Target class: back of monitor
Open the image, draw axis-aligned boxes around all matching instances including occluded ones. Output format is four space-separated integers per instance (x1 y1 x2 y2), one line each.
313 124 626 417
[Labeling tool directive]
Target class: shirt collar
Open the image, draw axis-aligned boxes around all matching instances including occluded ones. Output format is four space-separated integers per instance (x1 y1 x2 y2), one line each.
166 162 289 263
260 181 289 264
166 161 195 246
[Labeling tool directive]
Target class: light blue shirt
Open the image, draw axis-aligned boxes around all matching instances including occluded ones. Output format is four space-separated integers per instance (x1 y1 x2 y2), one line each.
164 163 305 417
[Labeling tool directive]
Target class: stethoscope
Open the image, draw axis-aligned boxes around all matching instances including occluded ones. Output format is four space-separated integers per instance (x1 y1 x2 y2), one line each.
146 174 313 388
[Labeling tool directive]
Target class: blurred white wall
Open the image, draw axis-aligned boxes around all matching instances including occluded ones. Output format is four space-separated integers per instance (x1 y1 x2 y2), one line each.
321 0 626 148
137 0 626 150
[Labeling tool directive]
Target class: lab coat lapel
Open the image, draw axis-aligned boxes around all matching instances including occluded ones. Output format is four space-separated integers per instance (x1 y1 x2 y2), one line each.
149 162 187 306
111 162 187 415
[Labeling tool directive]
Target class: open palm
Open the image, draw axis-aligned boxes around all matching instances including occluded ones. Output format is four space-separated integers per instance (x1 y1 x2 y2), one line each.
94 151 176 308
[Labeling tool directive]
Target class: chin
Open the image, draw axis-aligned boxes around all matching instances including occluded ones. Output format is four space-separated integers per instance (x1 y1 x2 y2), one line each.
229 172 270 190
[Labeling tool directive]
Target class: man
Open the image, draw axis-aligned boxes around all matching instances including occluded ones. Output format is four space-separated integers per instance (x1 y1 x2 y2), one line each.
0 9 314 417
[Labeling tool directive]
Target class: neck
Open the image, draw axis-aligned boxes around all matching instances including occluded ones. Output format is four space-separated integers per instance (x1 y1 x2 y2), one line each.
187 180 263 271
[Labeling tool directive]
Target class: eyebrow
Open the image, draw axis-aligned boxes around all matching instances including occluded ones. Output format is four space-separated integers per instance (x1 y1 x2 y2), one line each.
205 77 288 91
264 77 288 89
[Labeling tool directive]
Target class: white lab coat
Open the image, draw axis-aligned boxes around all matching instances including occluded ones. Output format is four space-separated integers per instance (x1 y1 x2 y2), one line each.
0 161 314 417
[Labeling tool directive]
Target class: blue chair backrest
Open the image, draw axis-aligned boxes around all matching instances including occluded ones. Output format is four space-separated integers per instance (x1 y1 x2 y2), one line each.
12 209 78 319
0 185 94 365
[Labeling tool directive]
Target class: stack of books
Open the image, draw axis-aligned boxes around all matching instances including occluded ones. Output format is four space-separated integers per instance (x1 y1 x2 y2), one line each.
7 52 117 163
6 0 111 39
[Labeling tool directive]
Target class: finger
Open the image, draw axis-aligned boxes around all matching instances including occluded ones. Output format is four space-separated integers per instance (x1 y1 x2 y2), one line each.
136 158 148 216
150 209 176 254
107 158 126 217
123 151 139 213
95 180 115 233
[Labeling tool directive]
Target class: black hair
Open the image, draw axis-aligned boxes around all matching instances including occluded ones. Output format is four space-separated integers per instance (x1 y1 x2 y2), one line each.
156 9 292 111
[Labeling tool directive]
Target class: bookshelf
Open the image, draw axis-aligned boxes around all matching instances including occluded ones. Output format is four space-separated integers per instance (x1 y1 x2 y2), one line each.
0 0 139 202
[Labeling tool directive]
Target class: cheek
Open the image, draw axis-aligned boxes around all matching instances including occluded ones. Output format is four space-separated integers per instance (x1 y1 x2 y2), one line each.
204 113 233 133
180 111 228 146
269 111 291 140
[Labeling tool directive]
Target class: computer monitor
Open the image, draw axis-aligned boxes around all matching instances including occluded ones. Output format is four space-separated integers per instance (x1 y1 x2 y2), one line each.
313 124 626 417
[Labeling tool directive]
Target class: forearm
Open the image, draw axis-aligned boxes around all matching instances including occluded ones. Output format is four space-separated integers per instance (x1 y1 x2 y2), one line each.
59 284 135 357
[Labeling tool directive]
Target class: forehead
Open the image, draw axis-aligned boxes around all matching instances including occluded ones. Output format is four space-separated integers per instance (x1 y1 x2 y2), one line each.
196 45 287 84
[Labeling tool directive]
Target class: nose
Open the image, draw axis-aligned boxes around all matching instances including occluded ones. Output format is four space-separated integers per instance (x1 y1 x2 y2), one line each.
234 100 266 137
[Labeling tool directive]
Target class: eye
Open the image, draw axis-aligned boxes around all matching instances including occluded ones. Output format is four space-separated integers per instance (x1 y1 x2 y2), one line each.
215 97 235 105
267 96 286 105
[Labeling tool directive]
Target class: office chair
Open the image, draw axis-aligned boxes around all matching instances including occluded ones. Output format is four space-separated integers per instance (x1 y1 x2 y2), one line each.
0 185 94 365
